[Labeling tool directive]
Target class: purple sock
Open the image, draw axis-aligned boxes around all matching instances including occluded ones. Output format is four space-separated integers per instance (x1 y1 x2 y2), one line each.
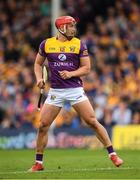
106 146 115 154
36 154 43 162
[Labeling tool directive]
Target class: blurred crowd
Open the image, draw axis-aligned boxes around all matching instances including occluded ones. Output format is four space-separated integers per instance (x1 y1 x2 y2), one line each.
0 0 140 130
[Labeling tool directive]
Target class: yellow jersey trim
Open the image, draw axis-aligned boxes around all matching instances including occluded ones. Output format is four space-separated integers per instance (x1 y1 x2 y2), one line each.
44 37 80 54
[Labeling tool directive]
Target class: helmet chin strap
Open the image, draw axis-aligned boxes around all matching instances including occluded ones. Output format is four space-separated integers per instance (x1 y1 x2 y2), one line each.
58 25 73 40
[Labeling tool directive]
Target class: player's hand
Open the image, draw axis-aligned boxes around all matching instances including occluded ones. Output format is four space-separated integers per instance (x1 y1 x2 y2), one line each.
59 70 73 79
37 79 45 89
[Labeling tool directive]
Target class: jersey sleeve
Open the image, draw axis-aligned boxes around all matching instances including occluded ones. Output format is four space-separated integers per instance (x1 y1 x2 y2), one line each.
79 41 89 58
38 40 47 57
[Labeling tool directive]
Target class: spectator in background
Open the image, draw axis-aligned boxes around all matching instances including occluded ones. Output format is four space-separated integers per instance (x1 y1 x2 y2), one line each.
131 111 140 124
101 107 115 139
55 102 79 129
112 96 132 125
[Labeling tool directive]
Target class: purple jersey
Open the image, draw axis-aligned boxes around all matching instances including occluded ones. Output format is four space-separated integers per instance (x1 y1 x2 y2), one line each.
39 37 89 88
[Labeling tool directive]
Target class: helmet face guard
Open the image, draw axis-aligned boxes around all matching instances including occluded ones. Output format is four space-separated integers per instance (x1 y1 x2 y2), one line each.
55 16 76 39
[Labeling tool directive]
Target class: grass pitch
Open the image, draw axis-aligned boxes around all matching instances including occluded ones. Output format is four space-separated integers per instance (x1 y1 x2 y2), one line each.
0 149 139 179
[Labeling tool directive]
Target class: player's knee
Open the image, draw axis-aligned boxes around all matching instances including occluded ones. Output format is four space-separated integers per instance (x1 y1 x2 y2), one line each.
85 115 99 128
39 120 50 133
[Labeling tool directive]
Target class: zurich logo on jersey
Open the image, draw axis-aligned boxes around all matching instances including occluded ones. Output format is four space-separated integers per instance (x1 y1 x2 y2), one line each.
58 54 67 61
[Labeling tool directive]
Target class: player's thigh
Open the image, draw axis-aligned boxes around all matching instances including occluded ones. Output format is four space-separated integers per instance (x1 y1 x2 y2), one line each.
40 103 61 126
72 99 96 121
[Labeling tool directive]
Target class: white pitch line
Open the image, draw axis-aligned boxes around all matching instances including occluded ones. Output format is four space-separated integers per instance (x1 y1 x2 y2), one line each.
0 167 135 175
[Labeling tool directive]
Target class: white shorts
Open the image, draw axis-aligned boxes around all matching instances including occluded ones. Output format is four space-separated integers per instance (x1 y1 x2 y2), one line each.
45 87 88 107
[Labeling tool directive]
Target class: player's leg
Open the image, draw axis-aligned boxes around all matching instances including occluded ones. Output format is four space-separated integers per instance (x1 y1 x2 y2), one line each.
36 103 61 154
73 100 123 167
29 88 65 172
29 103 61 172
73 100 112 147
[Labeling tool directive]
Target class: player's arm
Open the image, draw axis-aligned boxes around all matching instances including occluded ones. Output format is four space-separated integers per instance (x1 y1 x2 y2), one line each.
34 53 46 89
59 56 90 79
34 40 47 88
72 56 91 77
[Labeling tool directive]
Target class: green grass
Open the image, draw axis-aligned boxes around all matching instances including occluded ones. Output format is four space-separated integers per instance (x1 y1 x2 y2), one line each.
0 149 140 179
